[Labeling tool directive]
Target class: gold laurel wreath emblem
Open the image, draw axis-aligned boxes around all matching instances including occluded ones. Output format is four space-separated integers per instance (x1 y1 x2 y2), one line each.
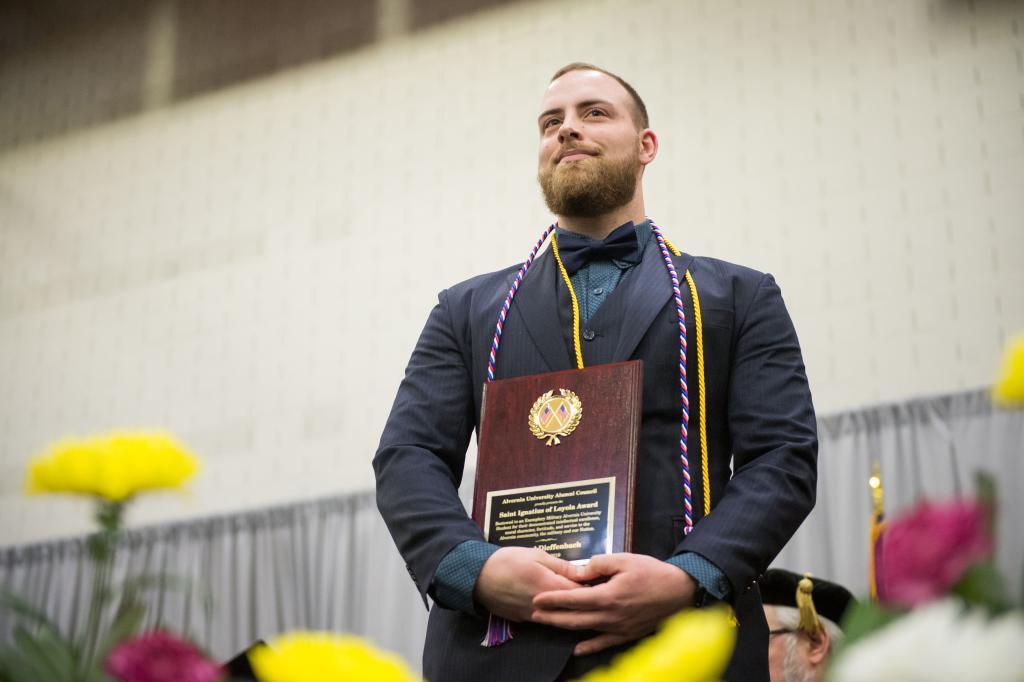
528 388 583 446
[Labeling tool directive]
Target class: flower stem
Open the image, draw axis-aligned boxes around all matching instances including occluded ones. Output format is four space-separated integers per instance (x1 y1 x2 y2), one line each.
79 499 124 676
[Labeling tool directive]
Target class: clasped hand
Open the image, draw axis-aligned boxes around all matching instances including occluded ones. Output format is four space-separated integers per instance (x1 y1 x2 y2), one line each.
473 548 696 656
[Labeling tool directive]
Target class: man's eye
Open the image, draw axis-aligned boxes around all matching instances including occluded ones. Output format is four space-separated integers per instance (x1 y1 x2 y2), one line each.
586 109 606 118
543 118 561 129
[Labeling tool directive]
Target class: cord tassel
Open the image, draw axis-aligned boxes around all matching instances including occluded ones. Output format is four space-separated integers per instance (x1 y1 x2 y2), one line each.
480 613 514 648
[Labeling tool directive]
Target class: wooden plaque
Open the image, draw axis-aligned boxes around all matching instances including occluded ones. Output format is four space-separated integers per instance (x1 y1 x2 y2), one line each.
472 360 642 560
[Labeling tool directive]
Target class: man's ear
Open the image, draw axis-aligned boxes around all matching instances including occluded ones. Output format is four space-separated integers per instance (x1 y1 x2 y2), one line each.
639 129 658 165
805 627 831 666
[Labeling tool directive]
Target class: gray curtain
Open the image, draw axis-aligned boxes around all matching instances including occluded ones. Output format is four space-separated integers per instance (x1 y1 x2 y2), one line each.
1 389 1021 673
773 389 1023 599
0 493 428 666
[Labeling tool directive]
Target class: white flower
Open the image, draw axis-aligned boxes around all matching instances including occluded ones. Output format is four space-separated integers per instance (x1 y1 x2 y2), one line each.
829 599 1024 682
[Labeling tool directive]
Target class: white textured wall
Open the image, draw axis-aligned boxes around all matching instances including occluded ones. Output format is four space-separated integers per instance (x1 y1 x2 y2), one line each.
1 0 1022 545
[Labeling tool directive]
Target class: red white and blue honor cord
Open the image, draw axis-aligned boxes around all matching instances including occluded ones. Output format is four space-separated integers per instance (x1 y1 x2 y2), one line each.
649 220 694 532
487 225 554 383
481 219 708 647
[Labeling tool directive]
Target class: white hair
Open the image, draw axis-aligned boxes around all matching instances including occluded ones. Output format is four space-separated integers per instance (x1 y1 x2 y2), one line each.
781 633 816 682
771 604 844 644
769 605 844 682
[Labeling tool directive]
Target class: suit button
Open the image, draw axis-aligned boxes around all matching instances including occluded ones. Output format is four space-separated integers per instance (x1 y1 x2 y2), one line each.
582 329 596 341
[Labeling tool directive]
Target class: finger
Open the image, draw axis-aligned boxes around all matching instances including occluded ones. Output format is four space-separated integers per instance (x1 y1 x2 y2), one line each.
573 632 633 657
537 555 589 582
530 607 612 631
580 553 626 578
565 560 605 583
542 573 583 591
533 583 611 610
543 554 622 585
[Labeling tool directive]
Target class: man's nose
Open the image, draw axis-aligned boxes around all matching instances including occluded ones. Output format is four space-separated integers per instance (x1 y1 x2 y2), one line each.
557 117 582 143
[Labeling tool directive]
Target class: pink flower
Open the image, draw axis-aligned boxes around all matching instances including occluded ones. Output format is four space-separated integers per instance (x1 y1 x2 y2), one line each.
105 630 224 682
875 499 993 608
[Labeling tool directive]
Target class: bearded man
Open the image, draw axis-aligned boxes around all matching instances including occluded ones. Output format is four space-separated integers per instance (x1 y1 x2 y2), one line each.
374 63 818 682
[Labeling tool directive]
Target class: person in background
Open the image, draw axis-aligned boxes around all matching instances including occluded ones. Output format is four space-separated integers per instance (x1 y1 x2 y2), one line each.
760 569 855 682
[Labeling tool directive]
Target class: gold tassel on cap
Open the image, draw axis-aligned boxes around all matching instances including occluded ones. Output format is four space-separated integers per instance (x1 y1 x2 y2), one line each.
795 573 823 635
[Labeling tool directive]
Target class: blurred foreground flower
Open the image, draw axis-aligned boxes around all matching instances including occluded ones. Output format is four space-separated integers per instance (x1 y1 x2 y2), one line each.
993 334 1024 406
829 598 1024 681
874 499 992 608
249 632 421 682
0 431 203 682
105 630 224 682
28 431 197 501
832 473 1020 682
574 607 736 682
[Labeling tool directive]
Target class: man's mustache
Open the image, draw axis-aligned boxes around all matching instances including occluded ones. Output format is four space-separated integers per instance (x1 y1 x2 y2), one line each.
554 144 602 163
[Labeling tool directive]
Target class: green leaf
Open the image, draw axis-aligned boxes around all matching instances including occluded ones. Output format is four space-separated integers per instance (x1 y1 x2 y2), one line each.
835 599 904 652
974 470 999 548
952 561 1011 613
93 602 146 666
0 648 14 682
83 666 117 682
108 571 190 637
974 470 997 509
118 572 193 596
27 623 77 678
0 647 44 682
0 591 63 636
11 625 75 681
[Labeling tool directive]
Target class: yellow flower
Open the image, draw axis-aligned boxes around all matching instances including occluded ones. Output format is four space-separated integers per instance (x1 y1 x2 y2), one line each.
249 632 420 682
993 335 1024 406
27 431 198 501
574 607 736 682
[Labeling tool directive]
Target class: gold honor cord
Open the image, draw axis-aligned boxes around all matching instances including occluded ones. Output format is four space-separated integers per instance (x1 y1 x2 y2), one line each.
550 230 711 514
684 270 711 516
550 235 586 370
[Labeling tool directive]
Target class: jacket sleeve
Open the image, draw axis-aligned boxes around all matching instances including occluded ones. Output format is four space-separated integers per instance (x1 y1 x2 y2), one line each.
676 273 818 601
373 289 486 605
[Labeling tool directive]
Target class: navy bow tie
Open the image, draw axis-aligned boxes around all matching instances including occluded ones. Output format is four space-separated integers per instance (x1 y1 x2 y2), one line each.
557 222 641 275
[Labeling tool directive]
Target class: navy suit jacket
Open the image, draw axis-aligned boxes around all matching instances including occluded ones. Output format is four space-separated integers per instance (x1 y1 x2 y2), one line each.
374 236 818 682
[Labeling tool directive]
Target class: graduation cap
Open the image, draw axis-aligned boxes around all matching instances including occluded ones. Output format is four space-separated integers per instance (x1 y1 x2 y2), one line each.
760 569 855 634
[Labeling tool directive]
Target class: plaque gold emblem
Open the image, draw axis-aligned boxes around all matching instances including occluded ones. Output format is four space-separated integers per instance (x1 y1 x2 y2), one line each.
529 389 583 446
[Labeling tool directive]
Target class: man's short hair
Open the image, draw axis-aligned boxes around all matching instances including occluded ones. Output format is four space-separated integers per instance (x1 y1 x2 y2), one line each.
549 62 650 130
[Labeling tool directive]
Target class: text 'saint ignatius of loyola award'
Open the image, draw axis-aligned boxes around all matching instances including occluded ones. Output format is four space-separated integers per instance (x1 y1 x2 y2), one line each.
472 360 643 563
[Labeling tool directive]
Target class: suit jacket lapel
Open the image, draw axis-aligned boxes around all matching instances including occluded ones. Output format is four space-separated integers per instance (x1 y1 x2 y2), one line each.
508 246 574 372
611 235 695 361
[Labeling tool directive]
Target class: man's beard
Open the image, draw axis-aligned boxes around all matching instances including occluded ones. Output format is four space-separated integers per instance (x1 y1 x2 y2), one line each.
538 146 640 218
